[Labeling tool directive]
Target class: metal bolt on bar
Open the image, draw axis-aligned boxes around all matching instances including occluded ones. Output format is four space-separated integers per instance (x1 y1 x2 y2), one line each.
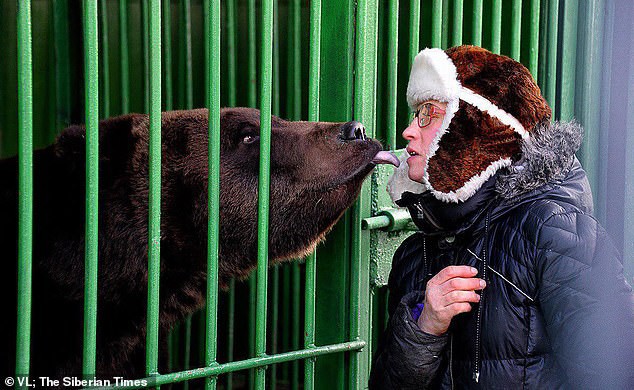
82 0 99 379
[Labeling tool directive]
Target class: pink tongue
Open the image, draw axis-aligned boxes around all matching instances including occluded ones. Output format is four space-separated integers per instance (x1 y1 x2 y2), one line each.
372 151 400 167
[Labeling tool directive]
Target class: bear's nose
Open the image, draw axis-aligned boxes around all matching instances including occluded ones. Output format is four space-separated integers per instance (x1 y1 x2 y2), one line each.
340 121 367 141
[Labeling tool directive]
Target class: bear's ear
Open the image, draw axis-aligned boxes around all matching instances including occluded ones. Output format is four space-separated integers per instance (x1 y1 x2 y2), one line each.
54 114 142 178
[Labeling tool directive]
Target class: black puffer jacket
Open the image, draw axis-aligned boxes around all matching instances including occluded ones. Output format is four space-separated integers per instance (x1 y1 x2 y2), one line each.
369 122 634 389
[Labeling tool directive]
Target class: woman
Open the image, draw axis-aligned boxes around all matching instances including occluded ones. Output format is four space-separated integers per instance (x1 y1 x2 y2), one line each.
369 46 634 389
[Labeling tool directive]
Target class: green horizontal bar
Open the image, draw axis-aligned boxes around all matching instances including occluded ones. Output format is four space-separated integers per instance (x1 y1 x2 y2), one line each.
361 215 390 230
93 341 366 390
16 0 33 379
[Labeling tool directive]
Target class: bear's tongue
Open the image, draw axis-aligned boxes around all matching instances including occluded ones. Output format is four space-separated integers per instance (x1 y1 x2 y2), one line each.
372 151 400 167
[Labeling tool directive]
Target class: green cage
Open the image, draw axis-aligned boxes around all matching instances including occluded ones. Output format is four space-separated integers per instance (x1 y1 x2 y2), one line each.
2 0 633 389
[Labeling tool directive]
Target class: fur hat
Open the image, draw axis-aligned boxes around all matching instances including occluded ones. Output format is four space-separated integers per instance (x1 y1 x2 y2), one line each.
390 45 551 203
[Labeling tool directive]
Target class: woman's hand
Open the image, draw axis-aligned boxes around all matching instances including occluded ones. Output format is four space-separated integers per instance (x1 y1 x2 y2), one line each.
417 265 486 336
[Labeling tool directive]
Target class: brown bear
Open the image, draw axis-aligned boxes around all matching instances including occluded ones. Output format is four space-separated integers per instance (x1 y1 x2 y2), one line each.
0 107 398 382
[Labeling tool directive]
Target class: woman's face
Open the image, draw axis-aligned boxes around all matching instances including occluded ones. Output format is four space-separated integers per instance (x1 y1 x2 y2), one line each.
402 100 448 183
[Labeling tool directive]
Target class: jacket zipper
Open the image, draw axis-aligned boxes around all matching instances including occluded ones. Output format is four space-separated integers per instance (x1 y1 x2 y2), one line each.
473 212 490 383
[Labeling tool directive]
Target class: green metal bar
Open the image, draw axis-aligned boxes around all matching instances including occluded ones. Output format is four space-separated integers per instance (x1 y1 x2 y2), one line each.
97 341 366 390
181 0 193 108
162 0 172 110
53 0 71 128
472 0 483 47
205 0 221 388
271 2 280 386
491 0 502 53
99 0 110 118
409 0 420 66
82 0 99 379
281 266 290 383
559 0 578 121
184 316 192 386
119 0 129 113
146 0 162 378
575 0 603 201
291 263 300 388
226 0 237 107
256 0 274 388
248 0 258 385
142 0 149 112
270 266 279 389
248 0 257 107
226 278 236 389
387 0 398 149
545 0 559 119
287 0 301 119
305 3 321 388
225 1 237 387
16 0 33 380
431 0 442 48
528 0 540 78
537 0 549 87
441 0 449 48
452 0 463 46
510 0 522 61
351 0 378 388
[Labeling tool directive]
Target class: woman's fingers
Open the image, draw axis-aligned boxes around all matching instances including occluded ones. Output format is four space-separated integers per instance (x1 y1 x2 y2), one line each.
441 277 486 295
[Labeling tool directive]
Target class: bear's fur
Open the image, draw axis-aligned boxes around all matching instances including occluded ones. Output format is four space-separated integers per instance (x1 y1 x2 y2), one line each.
1 108 384 381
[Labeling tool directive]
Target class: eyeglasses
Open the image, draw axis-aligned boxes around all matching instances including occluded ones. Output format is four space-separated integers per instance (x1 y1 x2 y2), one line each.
415 103 446 128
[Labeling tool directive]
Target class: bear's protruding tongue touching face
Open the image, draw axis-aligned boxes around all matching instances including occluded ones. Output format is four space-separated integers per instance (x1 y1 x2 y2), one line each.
217 107 398 272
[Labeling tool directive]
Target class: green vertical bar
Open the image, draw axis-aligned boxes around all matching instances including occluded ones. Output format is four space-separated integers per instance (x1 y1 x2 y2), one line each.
350 0 378 388
146 0 161 378
491 0 502 53
248 0 257 107
82 0 99 379
410 0 420 65
162 0 172 110
53 0 71 129
142 0 149 112
431 0 442 47
99 0 110 118
248 0 258 386
452 0 463 46
225 1 237 387
270 3 280 387
472 0 483 46
575 0 603 204
119 0 129 113
205 0 221 387
16 0 33 381
545 0 558 119
180 0 193 109
281 267 290 383
528 0 540 78
559 0 578 121
441 0 449 48
291 264 300 388
287 0 301 119
387 0 399 149
537 0 549 86
305 0 321 388
227 0 237 107
510 0 522 61
256 0 274 388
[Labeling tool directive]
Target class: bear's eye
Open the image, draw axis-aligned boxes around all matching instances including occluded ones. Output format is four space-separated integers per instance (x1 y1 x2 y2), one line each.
242 135 259 144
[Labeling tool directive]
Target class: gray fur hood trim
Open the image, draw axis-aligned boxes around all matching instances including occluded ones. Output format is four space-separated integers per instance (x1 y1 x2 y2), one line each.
496 120 584 199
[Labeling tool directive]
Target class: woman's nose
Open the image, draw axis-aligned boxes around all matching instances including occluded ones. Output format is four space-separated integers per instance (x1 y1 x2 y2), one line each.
402 119 419 141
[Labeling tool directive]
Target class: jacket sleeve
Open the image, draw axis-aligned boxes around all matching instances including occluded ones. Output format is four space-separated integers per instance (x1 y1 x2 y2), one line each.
535 211 634 388
369 291 448 390
369 234 448 390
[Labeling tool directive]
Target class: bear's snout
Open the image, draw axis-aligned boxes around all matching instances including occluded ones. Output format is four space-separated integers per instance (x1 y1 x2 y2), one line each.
339 121 367 141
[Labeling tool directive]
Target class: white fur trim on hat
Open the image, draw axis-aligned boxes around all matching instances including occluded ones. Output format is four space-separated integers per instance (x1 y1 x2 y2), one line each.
406 48 462 109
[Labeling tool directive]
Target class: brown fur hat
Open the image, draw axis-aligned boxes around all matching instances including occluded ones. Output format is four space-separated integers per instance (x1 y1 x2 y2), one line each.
400 45 551 203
